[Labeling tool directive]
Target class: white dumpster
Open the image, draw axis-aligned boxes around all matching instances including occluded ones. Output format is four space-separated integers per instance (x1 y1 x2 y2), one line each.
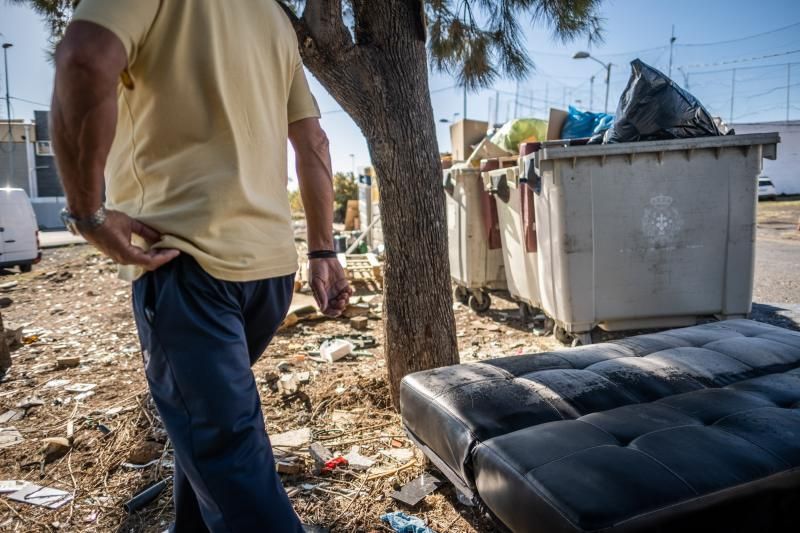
444 165 506 312
483 159 543 317
525 132 780 344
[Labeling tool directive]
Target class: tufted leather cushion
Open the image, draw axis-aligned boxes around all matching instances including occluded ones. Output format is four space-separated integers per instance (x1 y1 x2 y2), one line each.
400 320 800 532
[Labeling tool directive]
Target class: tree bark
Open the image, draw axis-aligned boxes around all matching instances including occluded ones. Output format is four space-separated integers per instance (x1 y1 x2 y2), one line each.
284 0 459 407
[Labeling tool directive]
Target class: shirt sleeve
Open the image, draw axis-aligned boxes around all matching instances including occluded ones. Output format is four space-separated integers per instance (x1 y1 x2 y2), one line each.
287 62 321 124
71 0 161 64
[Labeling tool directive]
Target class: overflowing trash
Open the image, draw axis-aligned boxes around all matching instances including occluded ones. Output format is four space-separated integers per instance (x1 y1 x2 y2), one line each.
490 118 548 152
561 105 614 140
381 511 438 533
602 59 723 143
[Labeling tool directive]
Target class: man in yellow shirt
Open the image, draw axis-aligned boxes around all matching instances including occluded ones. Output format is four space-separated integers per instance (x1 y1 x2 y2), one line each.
51 1 351 531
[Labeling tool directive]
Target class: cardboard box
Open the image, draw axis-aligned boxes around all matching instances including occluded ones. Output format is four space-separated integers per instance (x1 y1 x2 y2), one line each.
546 108 569 141
450 119 489 161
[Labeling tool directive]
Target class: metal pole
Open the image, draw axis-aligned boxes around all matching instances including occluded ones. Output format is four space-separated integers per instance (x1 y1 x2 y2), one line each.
462 84 467 120
514 79 520 118
604 63 611 114
668 25 676 79
730 68 736 124
787 63 792 123
589 76 595 112
3 43 13 182
494 90 499 126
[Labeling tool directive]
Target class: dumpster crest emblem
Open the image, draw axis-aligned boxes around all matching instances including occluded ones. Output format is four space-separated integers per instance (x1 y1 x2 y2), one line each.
642 195 682 244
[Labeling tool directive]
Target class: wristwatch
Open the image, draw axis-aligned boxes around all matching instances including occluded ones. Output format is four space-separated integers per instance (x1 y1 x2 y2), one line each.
60 206 108 236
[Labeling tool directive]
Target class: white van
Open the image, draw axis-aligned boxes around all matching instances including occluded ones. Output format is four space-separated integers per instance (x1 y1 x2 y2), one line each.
0 188 41 272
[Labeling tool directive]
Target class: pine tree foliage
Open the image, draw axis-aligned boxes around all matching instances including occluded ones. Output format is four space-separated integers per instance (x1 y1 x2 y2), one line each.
11 0 603 89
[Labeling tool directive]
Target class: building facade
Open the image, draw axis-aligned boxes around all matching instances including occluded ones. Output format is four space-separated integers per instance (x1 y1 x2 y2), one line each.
0 111 67 228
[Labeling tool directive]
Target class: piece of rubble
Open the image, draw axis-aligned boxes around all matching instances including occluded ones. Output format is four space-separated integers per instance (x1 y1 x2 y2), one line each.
271 427 311 449
319 339 353 363
342 303 370 318
127 440 163 465
0 297 12 309
309 442 333 474
65 383 96 393
390 473 444 507
343 446 374 471
56 356 81 369
276 457 303 475
44 379 71 389
0 480 28 493
0 428 23 449
0 282 18 291
350 316 369 331
0 410 23 424
380 448 414 463
7 483 73 509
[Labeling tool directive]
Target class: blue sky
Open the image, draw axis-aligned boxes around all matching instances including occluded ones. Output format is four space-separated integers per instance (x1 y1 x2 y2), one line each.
2 0 799 183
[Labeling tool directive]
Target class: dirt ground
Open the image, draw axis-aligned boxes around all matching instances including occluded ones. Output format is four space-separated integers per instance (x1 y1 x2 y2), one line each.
0 197 797 532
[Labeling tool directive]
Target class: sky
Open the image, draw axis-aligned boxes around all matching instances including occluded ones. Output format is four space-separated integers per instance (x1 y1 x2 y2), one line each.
2 0 800 184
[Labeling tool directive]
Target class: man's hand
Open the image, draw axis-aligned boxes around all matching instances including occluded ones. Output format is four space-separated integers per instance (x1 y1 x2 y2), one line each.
309 258 352 317
81 209 180 271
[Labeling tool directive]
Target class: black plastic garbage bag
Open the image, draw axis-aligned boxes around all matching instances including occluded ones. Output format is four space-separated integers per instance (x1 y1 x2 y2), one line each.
604 59 722 143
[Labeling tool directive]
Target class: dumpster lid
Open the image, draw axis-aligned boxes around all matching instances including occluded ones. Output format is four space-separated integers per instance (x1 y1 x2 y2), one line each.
538 132 780 161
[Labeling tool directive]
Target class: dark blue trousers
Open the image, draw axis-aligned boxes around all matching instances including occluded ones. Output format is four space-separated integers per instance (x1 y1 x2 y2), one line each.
132 255 302 533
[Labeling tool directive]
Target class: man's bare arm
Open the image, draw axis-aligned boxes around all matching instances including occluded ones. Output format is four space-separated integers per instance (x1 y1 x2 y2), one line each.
289 118 351 316
52 21 178 269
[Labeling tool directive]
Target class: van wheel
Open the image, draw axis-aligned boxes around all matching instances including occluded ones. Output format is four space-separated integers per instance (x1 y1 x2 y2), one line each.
19 264 32 273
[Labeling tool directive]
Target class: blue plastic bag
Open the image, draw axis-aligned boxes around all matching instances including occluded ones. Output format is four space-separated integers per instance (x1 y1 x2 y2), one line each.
380 512 437 533
560 106 614 139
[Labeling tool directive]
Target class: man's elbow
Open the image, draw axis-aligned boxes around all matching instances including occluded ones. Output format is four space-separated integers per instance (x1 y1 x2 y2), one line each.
290 119 330 155
54 23 126 84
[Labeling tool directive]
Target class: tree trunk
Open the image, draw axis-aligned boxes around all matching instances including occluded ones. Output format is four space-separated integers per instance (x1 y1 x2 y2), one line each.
286 0 459 407
0 311 11 374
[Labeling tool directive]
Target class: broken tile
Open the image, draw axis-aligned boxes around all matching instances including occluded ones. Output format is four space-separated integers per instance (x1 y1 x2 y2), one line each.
0 428 23 449
7 484 73 509
64 383 96 393
271 428 311 448
0 410 23 424
390 473 443 507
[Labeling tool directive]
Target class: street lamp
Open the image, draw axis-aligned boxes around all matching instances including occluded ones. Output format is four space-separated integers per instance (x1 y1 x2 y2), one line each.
3 42 13 183
573 51 612 114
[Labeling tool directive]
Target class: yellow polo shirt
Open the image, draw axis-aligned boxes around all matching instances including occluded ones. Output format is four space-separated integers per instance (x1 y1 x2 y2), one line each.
72 0 320 281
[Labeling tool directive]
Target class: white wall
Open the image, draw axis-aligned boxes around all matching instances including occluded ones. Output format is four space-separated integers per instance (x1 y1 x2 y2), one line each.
733 121 800 195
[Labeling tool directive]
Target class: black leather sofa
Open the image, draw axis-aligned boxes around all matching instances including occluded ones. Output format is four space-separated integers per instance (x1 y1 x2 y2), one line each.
400 320 800 532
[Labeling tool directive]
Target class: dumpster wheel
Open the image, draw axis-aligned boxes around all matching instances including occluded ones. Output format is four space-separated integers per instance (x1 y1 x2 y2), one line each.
469 291 491 313
453 286 469 305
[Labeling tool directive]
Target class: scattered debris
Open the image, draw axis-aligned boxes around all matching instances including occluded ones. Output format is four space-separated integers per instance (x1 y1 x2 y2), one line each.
6 484 73 509
343 446 374 471
123 477 170 514
127 440 163 466
0 297 12 309
276 457 303 475
309 442 333 475
381 448 414 463
350 316 369 331
343 303 370 319
319 339 354 363
0 409 23 424
44 379 71 388
390 473 444 507
271 427 312 449
0 427 23 449
0 480 28 493
381 511 437 533
56 356 81 369
320 456 348 475
0 281 18 291
64 383 96 393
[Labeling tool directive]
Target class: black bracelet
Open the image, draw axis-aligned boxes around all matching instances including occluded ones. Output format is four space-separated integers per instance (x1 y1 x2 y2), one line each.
307 250 339 259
